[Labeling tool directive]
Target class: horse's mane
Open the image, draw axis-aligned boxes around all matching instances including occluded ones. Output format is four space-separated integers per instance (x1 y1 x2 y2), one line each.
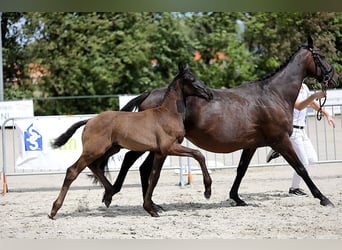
259 44 308 83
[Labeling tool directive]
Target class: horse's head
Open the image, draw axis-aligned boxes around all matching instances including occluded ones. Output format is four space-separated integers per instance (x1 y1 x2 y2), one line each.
177 63 213 101
305 36 339 89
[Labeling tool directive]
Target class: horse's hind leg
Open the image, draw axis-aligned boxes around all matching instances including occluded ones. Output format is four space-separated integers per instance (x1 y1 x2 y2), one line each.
111 151 145 196
48 157 87 219
229 148 256 206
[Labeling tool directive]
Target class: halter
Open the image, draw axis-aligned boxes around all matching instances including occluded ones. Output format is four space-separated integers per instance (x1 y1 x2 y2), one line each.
308 47 335 120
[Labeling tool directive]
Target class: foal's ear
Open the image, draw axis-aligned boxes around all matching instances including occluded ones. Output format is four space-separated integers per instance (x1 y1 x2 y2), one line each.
307 36 314 49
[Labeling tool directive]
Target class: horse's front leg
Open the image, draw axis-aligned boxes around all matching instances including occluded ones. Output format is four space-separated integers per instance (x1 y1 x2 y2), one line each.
143 153 165 217
277 139 334 207
229 148 256 206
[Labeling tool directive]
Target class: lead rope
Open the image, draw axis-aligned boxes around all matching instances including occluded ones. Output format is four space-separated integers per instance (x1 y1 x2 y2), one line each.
316 85 327 121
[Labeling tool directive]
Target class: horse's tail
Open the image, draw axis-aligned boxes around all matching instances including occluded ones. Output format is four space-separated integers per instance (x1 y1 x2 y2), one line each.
120 91 151 112
51 119 89 148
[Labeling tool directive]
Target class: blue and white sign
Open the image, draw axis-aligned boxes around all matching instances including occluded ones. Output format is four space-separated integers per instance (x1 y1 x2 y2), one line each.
24 123 43 151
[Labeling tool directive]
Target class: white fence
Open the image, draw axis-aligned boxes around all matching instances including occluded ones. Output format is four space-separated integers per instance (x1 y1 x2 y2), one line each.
1 105 342 192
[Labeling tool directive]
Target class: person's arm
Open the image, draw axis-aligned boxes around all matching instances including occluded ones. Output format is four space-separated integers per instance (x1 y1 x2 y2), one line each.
310 100 336 128
294 91 326 111
294 91 336 128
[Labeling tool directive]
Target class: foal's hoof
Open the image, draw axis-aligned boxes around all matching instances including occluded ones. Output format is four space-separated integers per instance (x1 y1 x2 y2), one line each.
152 202 165 212
48 214 55 220
144 207 160 217
149 211 160 217
144 202 160 217
320 197 335 207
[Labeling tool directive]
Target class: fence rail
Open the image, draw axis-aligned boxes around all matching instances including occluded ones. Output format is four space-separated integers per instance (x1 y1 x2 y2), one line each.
1 104 342 192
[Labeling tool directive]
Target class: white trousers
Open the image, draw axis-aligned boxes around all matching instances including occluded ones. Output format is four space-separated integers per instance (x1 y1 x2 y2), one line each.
290 128 318 188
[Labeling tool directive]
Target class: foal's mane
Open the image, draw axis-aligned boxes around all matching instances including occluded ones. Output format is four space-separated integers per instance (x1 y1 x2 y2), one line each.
162 68 187 99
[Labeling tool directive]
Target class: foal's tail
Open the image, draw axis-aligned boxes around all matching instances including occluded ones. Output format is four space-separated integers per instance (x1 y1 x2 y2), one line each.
51 119 89 148
120 91 151 112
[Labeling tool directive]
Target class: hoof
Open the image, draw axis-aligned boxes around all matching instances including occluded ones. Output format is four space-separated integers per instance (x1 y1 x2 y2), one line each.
104 200 111 208
236 200 248 206
48 214 55 220
230 198 248 206
102 192 112 208
144 202 160 217
320 198 334 207
204 190 211 199
149 211 160 217
152 203 165 212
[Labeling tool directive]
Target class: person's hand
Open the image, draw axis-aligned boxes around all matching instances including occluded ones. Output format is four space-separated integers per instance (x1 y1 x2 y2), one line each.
313 91 326 100
326 114 336 128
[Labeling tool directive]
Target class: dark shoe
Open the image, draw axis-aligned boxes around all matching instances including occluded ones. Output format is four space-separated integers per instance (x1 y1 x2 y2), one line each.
266 150 280 163
288 188 308 196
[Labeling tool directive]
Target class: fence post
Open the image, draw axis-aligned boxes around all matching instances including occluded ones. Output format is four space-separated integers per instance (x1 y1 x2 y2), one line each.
1 118 13 195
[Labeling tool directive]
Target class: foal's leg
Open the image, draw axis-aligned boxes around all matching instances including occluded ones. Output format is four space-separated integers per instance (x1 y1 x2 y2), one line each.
143 153 166 217
229 148 256 206
143 144 212 217
89 155 120 208
276 138 334 207
140 152 166 212
91 146 121 207
48 157 87 219
166 144 212 199
107 151 165 211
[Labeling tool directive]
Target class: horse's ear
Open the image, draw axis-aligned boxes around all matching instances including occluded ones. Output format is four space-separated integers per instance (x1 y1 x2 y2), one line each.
184 63 190 71
307 36 313 49
178 63 184 72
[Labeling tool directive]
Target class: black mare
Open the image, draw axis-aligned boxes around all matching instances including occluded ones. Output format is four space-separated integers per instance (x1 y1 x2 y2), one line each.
107 37 339 216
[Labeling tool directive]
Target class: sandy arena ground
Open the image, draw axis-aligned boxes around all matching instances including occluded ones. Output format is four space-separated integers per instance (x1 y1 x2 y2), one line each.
0 162 341 239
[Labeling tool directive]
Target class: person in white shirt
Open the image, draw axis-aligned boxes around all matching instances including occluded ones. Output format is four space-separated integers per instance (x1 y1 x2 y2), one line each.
267 82 336 196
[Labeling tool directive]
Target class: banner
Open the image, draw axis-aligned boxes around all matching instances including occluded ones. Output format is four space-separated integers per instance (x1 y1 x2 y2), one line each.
15 116 148 172
0 100 34 126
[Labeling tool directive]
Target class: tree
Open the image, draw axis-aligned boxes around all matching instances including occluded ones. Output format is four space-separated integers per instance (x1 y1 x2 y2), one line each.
2 12 35 99
20 12 203 114
242 12 342 80
186 12 258 88
22 12 160 114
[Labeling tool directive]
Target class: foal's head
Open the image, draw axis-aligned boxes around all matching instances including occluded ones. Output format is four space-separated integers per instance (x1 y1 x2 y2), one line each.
174 63 213 101
304 36 339 89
